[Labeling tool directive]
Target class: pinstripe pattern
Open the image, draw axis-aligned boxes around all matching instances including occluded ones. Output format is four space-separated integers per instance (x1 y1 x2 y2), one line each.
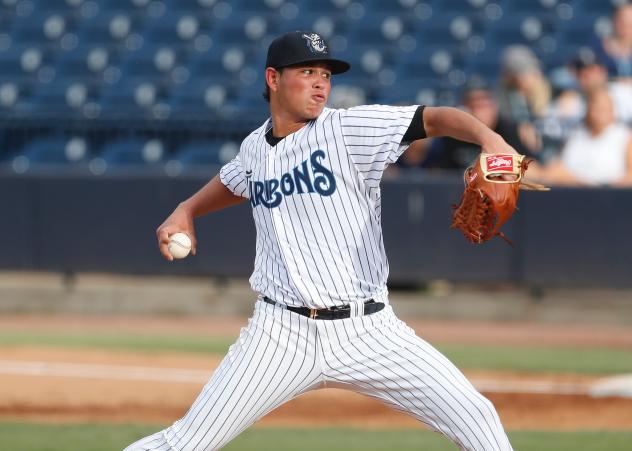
220 106 417 310
125 104 512 450
319 306 512 451
125 303 512 451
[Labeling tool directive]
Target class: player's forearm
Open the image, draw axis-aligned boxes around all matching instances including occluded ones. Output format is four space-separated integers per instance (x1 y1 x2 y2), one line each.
423 106 506 150
179 175 246 218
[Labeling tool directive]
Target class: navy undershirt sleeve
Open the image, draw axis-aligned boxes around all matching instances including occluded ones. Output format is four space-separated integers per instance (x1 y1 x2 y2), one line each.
402 105 427 142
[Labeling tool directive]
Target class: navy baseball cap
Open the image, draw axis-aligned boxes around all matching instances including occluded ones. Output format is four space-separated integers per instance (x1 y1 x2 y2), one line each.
265 31 350 75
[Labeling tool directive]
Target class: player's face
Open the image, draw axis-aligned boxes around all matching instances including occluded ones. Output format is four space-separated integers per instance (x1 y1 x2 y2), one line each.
275 63 332 120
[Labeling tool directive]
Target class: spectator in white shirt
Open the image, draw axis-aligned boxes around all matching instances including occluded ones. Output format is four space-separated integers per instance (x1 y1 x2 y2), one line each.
541 88 632 187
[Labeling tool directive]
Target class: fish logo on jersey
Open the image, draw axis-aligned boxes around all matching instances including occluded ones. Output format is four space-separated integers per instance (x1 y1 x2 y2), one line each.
248 150 336 209
302 33 327 54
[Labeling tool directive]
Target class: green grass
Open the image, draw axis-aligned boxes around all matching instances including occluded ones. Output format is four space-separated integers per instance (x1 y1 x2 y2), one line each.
437 344 632 374
1 423 631 451
0 422 158 451
0 330 234 355
2 330 632 374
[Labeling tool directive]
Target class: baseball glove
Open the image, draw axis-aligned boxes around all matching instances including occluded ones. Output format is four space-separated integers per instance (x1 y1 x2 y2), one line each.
451 153 547 245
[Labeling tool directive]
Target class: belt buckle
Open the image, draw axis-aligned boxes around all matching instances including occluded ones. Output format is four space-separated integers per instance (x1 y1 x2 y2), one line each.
309 308 318 319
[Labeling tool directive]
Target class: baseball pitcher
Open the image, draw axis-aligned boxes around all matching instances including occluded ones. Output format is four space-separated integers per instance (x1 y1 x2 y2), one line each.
125 31 516 451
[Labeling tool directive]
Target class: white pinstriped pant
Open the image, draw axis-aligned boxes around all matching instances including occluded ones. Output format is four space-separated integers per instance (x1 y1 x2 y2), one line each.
124 300 513 451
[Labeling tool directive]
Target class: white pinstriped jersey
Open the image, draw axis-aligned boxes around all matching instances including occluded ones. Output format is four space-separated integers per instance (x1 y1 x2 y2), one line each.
220 105 419 309
127 106 514 451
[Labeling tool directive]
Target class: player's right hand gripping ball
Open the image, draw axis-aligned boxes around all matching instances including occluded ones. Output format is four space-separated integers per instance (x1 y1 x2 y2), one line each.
450 153 546 245
168 232 192 259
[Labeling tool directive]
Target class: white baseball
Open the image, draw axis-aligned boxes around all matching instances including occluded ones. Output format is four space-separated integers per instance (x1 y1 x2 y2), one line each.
168 232 192 259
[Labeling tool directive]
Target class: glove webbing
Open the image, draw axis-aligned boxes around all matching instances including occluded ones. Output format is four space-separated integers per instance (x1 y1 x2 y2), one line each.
451 187 513 245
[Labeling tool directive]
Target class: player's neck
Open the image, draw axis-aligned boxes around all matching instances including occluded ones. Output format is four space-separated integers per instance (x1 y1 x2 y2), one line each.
269 116 308 138
269 105 309 138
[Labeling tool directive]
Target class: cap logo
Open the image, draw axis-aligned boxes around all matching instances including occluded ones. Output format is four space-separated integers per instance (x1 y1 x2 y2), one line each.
302 33 327 54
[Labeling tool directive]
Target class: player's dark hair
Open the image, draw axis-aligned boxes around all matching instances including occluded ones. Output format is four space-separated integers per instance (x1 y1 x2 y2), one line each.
262 85 270 103
262 67 284 103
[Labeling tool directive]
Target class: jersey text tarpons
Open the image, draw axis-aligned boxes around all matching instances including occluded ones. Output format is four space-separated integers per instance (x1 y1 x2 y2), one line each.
248 149 336 209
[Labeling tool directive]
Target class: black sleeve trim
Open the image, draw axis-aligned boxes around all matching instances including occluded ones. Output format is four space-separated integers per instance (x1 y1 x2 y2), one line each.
402 105 427 143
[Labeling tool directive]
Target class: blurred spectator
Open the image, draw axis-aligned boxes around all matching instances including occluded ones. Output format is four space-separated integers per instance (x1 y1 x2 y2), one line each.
497 45 552 123
541 48 632 161
493 45 549 163
593 3 632 80
537 88 632 187
549 49 632 125
413 80 537 170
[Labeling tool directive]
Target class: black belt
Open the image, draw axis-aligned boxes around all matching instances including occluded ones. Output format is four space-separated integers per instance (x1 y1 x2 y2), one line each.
263 296 384 320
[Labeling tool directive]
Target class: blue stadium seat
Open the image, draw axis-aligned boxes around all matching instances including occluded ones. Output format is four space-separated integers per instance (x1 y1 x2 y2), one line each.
18 136 91 166
212 12 279 47
174 140 225 167
484 14 554 47
0 46 57 87
75 12 143 48
540 45 579 74
32 0 85 14
0 0 17 13
0 79 33 114
188 45 260 87
336 45 401 80
98 138 166 166
398 44 463 83
55 46 119 83
0 47 32 79
0 6 14 30
230 84 270 113
299 0 353 15
575 0 618 15
28 79 97 115
119 45 187 84
555 15 604 48
413 11 482 48
10 12 76 49
373 79 443 106
0 0 611 145
347 13 416 49
100 78 169 117
282 14 349 40
165 0 219 13
143 13 214 47
169 78 235 115
368 0 421 14
99 0 153 13
238 0 289 13
462 52 501 85
431 0 487 15
502 0 559 15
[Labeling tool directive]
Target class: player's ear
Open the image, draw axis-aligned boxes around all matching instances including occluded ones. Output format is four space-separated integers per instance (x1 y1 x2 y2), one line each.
265 67 280 94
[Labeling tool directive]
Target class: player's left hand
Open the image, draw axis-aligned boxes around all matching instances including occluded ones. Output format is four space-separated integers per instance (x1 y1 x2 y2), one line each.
479 133 520 181
480 132 519 157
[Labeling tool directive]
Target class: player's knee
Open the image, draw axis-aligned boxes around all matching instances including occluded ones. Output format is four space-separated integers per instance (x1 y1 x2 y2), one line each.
468 393 503 429
451 394 511 451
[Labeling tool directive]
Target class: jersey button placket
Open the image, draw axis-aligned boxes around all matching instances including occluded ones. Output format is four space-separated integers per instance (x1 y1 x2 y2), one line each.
268 148 297 290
